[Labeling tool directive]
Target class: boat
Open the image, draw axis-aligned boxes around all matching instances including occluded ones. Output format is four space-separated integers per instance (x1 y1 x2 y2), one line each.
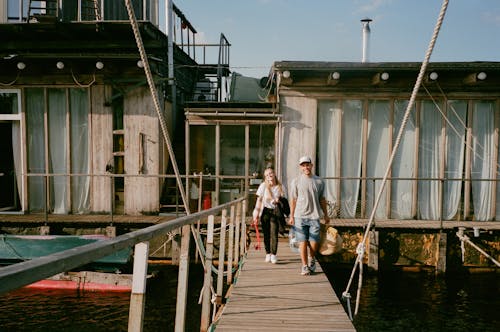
0 234 134 292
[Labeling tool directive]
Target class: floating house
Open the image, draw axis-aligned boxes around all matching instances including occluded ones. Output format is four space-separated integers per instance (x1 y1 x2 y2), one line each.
0 0 234 217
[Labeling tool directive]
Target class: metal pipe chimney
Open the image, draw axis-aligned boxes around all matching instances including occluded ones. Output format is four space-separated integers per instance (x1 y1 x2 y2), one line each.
361 18 372 63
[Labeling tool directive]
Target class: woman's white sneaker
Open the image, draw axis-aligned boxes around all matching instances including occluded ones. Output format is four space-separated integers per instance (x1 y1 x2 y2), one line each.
265 254 271 262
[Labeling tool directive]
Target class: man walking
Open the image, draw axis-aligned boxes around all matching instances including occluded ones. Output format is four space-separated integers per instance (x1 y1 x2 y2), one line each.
289 156 330 275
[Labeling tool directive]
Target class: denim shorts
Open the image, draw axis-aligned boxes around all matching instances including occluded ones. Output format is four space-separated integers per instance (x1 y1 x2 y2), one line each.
293 218 321 243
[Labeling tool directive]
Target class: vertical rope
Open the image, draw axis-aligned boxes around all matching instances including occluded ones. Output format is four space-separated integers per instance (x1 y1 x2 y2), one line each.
342 0 450 317
123 0 190 214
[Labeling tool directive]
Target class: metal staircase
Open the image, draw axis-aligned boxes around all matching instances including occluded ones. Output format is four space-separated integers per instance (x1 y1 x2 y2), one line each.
28 0 101 22
28 0 59 22
194 33 231 102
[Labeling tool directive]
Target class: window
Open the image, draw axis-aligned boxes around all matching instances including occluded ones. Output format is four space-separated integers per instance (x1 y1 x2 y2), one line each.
319 97 500 221
26 87 90 214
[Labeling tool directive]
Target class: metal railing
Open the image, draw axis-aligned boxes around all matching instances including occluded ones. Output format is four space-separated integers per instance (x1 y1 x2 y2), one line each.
0 197 249 332
322 176 500 223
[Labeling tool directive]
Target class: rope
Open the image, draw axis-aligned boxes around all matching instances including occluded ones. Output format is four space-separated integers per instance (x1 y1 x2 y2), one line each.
71 69 96 88
341 0 450 319
123 0 190 214
0 72 20 86
0 235 28 260
149 231 176 256
422 83 495 169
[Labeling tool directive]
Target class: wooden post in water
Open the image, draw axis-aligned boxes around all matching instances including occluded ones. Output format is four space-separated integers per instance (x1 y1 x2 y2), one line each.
128 241 149 332
174 224 191 332
368 230 379 271
171 228 181 265
436 231 447 274
200 215 215 331
227 205 235 284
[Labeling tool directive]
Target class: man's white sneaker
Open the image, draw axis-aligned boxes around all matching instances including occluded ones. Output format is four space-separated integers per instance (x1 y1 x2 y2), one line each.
270 254 278 264
265 254 271 262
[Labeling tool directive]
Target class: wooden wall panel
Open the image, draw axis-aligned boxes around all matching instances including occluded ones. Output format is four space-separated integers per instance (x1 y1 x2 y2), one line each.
90 85 113 213
124 87 160 215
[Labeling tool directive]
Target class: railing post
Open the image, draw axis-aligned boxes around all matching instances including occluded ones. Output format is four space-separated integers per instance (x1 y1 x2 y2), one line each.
174 224 191 332
226 205 235 284
200 215 215 331
240 200 247 254
233 203 241 268
215 209 228 313
128 241 149 332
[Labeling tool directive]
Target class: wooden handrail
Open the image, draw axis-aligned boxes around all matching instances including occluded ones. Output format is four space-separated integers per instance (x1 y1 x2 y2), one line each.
0 197 246 295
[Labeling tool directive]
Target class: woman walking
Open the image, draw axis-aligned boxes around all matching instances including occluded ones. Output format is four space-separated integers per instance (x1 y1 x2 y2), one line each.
252 167 287 264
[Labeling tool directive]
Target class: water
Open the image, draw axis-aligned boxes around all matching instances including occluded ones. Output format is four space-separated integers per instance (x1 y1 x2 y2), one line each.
0 263 498 331
323 265 500 332
0 264 204 332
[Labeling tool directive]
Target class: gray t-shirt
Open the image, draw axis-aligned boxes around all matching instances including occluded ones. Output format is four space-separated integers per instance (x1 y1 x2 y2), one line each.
290 174 325 219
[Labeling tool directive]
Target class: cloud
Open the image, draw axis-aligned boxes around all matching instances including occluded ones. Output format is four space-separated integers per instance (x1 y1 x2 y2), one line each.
482 11 500 26
357 0 392 13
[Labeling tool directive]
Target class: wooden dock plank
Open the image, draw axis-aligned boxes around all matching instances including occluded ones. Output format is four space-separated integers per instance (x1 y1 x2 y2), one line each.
212 240 356 331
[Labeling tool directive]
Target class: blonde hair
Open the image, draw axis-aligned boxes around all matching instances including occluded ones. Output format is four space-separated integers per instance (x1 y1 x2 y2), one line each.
263 167 284 199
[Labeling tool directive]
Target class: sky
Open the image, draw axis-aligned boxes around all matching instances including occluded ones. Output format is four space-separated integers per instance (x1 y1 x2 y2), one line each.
176 0 500 79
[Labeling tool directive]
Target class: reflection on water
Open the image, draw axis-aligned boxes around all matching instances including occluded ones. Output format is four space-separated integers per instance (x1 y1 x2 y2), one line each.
322 264 500 332
1 262 498 332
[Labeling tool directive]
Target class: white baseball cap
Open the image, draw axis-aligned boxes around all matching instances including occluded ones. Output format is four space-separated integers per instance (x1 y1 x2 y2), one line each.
299 156 312 165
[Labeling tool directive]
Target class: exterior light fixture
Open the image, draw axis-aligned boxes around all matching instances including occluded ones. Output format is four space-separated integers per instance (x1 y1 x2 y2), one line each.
95 61 104 70
137 60 144 68
327 71 341 86
477 72 487 80
56 61 65 69
464 71 487 84
17 62 26 70
429 72 438 80
280 70 293 84
372 72 389 85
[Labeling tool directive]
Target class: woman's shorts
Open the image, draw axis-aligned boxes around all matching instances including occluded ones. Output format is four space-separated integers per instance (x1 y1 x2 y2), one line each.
293 218 320 243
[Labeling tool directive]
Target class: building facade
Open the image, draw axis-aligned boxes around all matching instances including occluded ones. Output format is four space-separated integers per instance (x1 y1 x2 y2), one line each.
275 61 500 223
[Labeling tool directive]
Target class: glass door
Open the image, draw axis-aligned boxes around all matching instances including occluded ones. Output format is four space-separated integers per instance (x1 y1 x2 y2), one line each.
0 89 22 212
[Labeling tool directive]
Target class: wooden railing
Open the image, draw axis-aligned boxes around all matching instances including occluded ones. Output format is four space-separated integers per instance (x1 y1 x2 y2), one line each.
0 197 249 332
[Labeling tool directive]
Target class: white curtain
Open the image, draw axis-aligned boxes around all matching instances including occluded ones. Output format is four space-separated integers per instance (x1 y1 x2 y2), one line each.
48 89 68 214
70 89 90 213
318 101 340 210
471 101 495 221
418 101 442 220
443 100 466 220
391 100 416 219
26 88 90 214
366 100 390 219
26 88 46 212
341 100 363 218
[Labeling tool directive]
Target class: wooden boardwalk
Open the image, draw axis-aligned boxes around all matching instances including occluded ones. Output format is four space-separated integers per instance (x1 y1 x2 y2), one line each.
212 239 356 331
